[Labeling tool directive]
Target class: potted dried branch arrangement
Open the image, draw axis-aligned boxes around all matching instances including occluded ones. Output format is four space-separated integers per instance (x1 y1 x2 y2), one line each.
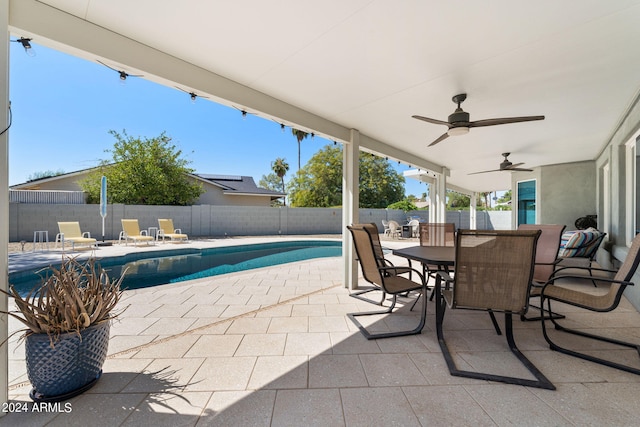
2 256 124 402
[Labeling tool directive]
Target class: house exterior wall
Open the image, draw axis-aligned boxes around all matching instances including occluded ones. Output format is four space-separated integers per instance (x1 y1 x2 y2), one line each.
15 171 276 207
539 161 596 230
594 93 640 309
510 161 596 232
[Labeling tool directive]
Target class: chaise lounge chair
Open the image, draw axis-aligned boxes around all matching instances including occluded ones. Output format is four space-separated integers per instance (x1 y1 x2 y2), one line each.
119 219 155 246
157 219 188 243
55 221 97 251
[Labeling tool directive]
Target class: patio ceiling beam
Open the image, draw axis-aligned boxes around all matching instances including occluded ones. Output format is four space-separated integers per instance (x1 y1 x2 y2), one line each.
8 0 444 176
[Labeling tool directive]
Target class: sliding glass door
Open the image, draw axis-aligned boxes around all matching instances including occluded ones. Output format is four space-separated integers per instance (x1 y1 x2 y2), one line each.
517 179 536 226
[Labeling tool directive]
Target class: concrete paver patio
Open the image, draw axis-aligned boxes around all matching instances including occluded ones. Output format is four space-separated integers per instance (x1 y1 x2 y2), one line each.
2 236 640 426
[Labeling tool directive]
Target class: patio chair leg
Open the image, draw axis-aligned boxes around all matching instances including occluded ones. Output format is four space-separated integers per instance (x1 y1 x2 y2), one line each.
520 301 566 322
347 290 427 340
349 287 386 306
435 287 555 390
541 298 640 375
488 310 502 336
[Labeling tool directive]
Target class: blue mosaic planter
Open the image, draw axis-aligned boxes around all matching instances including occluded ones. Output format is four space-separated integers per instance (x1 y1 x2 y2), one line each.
25 320 110 402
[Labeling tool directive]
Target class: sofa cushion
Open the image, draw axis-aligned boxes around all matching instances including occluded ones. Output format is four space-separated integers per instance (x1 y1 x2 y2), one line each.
559 227 603 258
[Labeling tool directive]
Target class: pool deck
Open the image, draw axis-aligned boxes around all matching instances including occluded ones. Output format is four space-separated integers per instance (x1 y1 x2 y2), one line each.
3 236 640 426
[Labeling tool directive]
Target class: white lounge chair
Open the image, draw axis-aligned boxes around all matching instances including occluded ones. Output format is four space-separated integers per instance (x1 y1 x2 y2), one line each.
157 219 188 243
119 219 155 246
55 222 97 251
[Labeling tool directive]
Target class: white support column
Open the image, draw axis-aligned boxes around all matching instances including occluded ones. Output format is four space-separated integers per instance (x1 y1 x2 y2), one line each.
1 0 10 410
342 130 359 289
434 169 447 222
428 182 436 223
469 192 477 229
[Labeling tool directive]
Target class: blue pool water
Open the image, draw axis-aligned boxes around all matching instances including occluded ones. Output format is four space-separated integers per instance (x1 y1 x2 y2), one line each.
9 240 341 296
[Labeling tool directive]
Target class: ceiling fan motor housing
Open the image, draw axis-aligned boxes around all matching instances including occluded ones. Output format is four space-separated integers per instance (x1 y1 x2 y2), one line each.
500 160 512 169
448 109 470 125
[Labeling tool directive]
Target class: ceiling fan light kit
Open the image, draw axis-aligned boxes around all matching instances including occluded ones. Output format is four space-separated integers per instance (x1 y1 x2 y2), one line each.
412 93 545 146
447 126 469 136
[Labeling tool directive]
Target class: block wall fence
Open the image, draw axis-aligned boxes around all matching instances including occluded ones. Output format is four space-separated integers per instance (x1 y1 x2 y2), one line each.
8 203 511 242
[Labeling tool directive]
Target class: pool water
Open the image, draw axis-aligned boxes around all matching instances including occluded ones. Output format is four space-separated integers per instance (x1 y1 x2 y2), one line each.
9 240 341 295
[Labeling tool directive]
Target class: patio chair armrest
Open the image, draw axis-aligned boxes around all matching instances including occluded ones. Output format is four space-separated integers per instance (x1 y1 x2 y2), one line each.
175 228 182 233
378 266 425 283
542 276 634 290
55 232 63 242
536 259 563 267
82 231 91 238
551 265 617 279
140 230 148 236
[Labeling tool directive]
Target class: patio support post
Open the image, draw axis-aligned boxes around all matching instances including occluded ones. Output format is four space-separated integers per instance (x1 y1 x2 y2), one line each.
0 0 10 410
470 192 477 229
434 169 447 222
342 130 359 290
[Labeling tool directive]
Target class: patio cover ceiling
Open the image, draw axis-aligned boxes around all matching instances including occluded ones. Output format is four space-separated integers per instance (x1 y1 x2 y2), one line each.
8 0 640 192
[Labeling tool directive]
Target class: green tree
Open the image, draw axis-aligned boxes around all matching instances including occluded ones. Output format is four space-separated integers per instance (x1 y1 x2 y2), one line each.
271 157 289 205
80 130 203 205
258 173 283 191
27 169 65 181
447 190 470 209
497 190 512 204
387 199 418 213
291 129 309 171
288 145 405 208
259 173 285 206
479 191 491 209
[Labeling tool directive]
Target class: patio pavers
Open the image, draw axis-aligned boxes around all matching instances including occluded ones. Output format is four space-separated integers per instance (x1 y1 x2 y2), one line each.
3 237 640 426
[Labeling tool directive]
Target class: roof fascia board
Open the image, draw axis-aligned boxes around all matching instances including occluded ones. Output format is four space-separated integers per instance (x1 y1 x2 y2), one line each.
359 134 444 174
223 192 285 197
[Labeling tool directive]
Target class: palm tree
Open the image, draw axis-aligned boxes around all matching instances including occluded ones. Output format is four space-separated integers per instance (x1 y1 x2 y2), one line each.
480 191 491 209
271 157 289 206
291 129 309 170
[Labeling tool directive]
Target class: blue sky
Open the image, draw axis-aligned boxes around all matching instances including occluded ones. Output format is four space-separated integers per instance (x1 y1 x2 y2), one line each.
8 42 426 197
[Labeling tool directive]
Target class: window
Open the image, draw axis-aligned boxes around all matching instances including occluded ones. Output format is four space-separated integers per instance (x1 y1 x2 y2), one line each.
625 137 638 245
517 179 536 226
602 161 610 239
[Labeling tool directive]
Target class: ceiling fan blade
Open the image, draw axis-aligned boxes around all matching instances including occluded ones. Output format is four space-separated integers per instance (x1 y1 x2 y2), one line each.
507 167 533 172
507 162 525 168
468 169 501 175
469 116 545 127
412 115 452 127
428 132 450 147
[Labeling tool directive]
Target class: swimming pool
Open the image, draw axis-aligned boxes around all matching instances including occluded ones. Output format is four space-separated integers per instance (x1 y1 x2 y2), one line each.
9 240 342 295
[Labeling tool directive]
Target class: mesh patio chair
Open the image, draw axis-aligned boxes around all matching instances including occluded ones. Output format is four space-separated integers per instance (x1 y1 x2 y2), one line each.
349 223 412 305
540 232 640 375
518 224 566 322
417 222 456 301
435 229 555 390
347 225 427 339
